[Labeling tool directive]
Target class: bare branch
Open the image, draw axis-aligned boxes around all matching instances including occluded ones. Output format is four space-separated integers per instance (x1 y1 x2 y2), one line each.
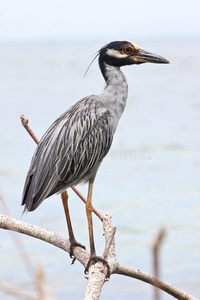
84 214 117 300
20 115 39 144
0 194 36 278
0 281 37 300
153 227 166 300
84 262 108 300
102 214 118 270
115 264 198 300
35 267 55 300
0 269 55 300
0 214 89 267
0 215 198 300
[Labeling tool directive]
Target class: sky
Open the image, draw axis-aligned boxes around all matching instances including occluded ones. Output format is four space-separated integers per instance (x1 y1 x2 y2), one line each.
0 0 200 42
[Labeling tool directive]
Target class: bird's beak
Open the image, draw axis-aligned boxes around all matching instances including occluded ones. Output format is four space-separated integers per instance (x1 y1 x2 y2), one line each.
132 49 170 64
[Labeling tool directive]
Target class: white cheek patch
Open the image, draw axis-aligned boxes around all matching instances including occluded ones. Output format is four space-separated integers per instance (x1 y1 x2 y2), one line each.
106 49 128 59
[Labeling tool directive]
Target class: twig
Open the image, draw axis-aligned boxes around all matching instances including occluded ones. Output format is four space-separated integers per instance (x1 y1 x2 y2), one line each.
0 214 197 300
20 114 103 221
35 267 55 300
153 228 166 300
0 195 36 278
0 281 37 300
20 115 39 144
71 186 103 220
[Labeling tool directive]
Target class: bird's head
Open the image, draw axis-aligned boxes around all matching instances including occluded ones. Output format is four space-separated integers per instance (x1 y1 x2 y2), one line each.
99 40 169 68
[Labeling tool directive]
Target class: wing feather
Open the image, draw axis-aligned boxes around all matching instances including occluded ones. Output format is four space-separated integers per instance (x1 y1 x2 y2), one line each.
22 96 114 211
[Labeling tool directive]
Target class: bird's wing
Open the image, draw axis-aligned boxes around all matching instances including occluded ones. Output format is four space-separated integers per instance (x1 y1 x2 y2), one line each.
22 96 114 211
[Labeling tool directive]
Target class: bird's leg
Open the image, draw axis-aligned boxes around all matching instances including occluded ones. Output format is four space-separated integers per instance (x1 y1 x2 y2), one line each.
61 191 86 263
85 182 96 256
85 181 110 277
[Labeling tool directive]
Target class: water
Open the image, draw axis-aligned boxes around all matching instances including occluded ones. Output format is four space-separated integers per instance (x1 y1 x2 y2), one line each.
0 38 200 299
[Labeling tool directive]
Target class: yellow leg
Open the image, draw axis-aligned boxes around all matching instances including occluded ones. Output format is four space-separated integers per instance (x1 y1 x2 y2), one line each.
61 191 75 243
85 181 110 276
86 181 96 256
61 190 85 261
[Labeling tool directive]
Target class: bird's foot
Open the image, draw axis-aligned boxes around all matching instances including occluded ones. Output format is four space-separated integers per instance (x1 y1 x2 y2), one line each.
84 255 110 278
69 240 86 264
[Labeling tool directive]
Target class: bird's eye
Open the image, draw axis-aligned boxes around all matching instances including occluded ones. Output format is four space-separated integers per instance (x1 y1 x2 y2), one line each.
123 47 132 55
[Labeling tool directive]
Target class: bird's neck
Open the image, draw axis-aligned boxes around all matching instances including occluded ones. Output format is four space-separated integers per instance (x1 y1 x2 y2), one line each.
100 63 128 122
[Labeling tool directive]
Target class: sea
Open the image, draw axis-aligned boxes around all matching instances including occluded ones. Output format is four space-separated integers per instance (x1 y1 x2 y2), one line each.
0 38 200 299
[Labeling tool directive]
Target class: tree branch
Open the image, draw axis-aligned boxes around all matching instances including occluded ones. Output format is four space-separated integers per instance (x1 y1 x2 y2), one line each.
0 214 88 267
153 227 166 300
0 281 37 300
115 265 198 300
20 115 39 145
84 214 118 299
0 214 197 300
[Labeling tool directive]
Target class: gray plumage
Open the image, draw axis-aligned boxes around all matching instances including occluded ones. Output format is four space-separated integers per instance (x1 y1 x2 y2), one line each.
22 97 115 211
22 40 169 212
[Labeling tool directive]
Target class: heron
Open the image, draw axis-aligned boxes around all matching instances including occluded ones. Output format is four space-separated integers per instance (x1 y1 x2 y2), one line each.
22 40 169 275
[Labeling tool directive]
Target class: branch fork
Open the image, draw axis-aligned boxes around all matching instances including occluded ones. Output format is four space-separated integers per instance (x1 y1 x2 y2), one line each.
0 115 198 300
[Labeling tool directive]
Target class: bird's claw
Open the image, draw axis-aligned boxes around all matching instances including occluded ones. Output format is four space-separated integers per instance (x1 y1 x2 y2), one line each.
69 240 86 264
84 255 110 278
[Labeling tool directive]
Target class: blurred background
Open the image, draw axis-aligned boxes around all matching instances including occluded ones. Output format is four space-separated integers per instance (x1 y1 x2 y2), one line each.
0 0 200 299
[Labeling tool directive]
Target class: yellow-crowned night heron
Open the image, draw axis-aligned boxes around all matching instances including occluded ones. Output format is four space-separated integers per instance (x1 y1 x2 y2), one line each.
22 40 169 275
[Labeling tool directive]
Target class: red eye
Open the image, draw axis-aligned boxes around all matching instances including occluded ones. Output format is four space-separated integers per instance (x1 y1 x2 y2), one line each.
123 47 132 54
